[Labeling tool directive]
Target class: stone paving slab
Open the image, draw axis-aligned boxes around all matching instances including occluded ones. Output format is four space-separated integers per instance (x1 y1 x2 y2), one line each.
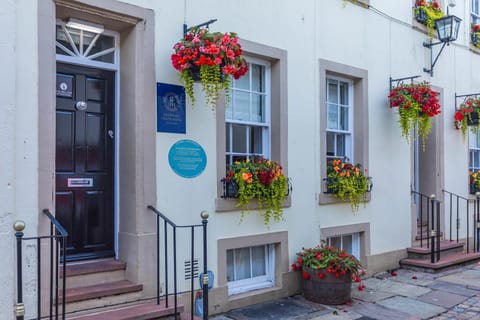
223 297 325 320
350 301 420 320
361 278 431 298
428 281 479 297
309 310 363 320
376 296 446 319
351 287 396 302
417 290 469 308
437 269 480 287
376 269 435 286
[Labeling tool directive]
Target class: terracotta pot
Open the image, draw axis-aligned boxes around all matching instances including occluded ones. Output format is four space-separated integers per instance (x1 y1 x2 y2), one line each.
302 267 352 305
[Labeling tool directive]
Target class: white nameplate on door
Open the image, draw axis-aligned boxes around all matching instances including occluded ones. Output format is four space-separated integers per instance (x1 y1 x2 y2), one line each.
67 178 93 187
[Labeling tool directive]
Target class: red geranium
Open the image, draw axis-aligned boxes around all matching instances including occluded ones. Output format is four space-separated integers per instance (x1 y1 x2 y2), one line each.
388 81 441 146
292 242 366 290
171 27 248 108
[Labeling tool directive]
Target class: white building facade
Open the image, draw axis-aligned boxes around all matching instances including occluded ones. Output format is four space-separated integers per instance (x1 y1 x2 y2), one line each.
2 0 480 318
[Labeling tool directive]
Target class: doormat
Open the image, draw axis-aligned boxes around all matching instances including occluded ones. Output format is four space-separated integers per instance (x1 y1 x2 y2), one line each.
225 296 326 320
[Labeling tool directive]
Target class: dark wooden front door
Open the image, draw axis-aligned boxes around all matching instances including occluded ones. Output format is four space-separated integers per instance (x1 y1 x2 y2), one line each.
56 63 115 260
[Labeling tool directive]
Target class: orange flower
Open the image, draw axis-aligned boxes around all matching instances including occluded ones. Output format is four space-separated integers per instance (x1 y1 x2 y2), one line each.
242 172 253 183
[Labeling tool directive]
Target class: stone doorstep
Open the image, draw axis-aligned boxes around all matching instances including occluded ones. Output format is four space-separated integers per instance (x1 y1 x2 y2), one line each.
61 259 126 277
400 252 480 272
406 241 464 260
67 301 184 320
60 280 143 304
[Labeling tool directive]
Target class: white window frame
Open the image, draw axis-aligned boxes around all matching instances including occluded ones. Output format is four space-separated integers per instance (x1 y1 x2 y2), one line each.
55 19 120 71
469 130 480 172
327 233 361 260
226 57 271 166
473 0 480 24
227 244 275 296
326 76 354 163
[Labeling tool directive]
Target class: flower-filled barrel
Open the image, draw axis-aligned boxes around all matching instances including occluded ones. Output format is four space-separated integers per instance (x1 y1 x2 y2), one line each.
292 243 366 305
171 27 248 109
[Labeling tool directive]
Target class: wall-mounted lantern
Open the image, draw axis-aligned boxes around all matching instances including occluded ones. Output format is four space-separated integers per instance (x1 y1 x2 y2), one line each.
423 14 461 76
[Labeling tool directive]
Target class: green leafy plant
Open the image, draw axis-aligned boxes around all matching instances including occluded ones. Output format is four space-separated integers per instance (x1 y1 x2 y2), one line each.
326 159 370 213
171 27 248 109
415 0 444 38
225 158 288 225
388 81 441 147
454 97 480 140
292 242 366 290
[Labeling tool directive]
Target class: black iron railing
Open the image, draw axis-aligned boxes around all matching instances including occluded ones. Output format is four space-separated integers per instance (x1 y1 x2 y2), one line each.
147 206 209 320
443 190 480 254
412 190 441 263
14 209 68 320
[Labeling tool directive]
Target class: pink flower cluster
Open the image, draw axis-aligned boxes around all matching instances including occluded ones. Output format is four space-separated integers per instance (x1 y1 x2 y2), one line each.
171 28 248 79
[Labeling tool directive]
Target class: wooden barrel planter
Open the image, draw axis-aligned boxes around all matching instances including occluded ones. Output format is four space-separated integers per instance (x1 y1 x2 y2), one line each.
302 267 352 305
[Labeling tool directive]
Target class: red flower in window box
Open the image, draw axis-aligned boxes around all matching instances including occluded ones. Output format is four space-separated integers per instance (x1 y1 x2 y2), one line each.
224 157 288 225
171 27 248 109
388 81 441 147
326 159 371 213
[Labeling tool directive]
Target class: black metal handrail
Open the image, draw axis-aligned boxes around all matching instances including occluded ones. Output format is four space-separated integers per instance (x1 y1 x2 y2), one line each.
147 205 209 320
14 209 68 320
443 190 480 254
412 190 441 263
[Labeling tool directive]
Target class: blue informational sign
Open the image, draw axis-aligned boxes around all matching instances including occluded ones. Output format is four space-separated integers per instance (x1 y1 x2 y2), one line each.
168 140 207 178
157 83 186 134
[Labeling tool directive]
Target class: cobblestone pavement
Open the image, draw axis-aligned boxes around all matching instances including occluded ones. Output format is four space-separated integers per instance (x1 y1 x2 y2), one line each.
212 263 480 320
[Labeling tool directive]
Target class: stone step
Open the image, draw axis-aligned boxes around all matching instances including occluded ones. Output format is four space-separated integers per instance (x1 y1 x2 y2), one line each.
407 240 464 259
63 259 126 277
67 301 183 320
62 259 127 288
60 280 143 304
400 251 480 273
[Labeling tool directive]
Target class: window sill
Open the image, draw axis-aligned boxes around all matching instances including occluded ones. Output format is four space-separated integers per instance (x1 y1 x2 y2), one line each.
215 196 292 212
470 44 480 55
318 192 371 205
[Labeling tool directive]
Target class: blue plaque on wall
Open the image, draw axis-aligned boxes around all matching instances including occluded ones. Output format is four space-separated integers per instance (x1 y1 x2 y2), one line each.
168 140 207 179
157 83 186 133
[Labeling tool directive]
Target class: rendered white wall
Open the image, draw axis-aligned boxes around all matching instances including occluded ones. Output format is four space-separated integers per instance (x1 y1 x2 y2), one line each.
125 0 480 279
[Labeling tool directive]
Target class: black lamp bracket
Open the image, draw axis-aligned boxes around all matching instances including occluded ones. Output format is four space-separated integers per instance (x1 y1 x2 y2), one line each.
423 40 449 77
455 92 480 109
183 19 218 36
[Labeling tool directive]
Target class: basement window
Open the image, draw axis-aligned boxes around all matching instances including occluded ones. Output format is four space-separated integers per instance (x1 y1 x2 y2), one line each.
226 244 275 295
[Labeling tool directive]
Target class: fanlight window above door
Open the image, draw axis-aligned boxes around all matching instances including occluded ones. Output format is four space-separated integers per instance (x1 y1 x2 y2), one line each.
56 21 118 67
